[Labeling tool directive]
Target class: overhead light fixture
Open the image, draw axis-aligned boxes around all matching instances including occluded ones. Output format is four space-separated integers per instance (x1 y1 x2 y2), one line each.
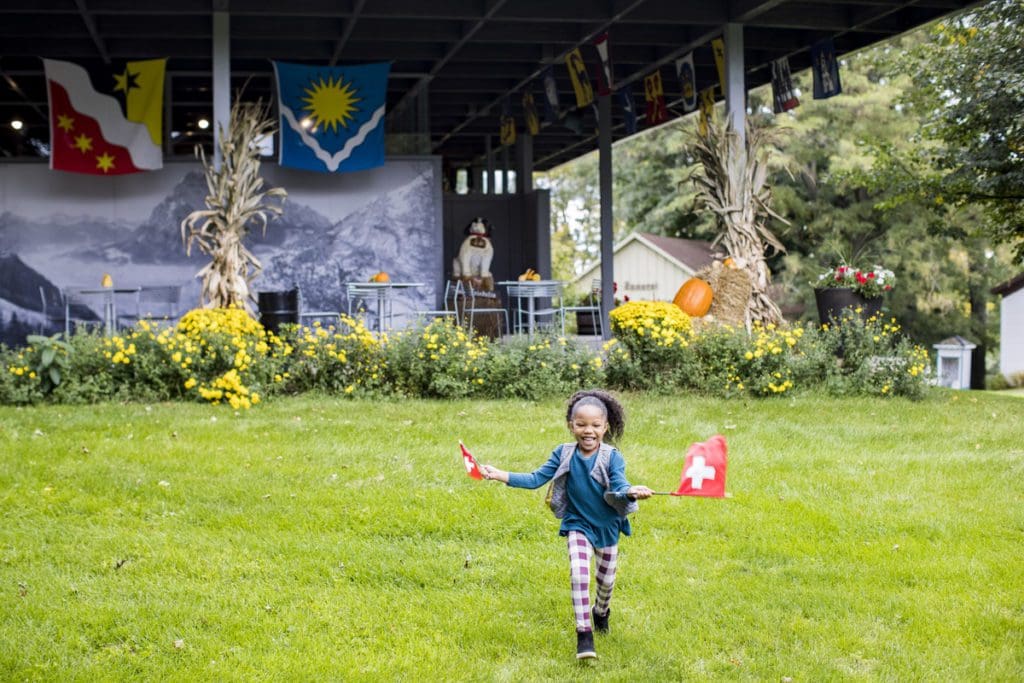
11 119 24 131
197 118 210 130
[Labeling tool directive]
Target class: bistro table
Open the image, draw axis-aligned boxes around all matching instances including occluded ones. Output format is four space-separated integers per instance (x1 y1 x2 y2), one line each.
343 281 424 334
497 280 565 339
64 286 142 336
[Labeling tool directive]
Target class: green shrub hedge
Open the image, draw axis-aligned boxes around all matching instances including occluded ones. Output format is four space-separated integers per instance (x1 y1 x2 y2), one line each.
0 303 932 406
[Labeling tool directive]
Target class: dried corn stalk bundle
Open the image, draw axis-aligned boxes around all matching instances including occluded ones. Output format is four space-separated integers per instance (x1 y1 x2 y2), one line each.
691 119 788 327
181 98 287 315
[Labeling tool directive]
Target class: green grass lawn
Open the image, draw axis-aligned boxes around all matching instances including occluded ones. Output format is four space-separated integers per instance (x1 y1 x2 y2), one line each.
2 391 1022 680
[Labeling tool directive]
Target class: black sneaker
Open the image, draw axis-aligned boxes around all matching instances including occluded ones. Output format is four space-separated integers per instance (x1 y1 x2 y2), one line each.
592 608 610 634
576 630 597 659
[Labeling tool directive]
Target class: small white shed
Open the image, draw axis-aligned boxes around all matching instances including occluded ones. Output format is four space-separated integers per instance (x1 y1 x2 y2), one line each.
571 232 716 302
991 272 1024 382
933 336 977 390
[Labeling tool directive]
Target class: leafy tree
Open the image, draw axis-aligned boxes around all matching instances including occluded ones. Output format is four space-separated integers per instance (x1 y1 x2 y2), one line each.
540 155 599 280
541 120 713 281
884 0 1024 256
754 43 1016 353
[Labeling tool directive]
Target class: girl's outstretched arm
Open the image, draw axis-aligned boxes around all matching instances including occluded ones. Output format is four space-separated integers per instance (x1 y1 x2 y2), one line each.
483 448 562 488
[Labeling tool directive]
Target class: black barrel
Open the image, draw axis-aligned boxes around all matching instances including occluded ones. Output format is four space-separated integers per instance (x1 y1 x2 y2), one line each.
257 288 299 333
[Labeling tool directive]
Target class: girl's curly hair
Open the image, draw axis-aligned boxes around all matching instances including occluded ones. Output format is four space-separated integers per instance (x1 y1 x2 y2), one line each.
565 389 626 443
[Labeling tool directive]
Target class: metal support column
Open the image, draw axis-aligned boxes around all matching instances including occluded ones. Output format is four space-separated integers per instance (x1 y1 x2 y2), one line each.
516 132 533 194
212 11 230 169
598 93 613 339
485 135 494 194
471 164 484 194
724 22 746 147
501 144 510 194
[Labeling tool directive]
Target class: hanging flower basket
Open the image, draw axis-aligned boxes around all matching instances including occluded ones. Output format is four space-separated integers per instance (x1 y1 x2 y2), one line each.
813 263 893 324
814 288 883 324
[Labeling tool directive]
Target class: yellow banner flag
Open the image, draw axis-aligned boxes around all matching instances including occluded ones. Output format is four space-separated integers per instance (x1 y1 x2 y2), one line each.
564 48 594 108
522 91 540 135
711 38 726 93
698 87 716 136
500 115 516 146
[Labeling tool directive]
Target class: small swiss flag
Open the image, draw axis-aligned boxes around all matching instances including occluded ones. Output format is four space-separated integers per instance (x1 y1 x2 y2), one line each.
672 435 727 498
460 441 484 480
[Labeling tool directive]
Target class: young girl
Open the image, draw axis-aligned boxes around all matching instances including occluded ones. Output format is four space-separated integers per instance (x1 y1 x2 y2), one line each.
481 389 653 660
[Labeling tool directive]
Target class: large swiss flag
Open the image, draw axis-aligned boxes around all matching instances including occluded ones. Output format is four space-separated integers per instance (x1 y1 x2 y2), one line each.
672 435 727 498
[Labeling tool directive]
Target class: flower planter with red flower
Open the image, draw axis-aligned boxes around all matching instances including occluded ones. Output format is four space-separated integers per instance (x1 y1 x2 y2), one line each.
813 263 894 324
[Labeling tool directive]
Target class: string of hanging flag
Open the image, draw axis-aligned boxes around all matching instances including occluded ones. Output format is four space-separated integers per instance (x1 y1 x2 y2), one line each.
34 33 844 177
492 32 844 145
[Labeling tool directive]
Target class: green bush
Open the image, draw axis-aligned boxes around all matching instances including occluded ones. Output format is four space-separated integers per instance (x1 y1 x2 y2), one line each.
274 316 386 396
383 318 490 398
480 333 604 400
0 343 47 405
986 374 1010 390
0 303 935 406
605 301 699 392
605 303 931 399
807 311 931 399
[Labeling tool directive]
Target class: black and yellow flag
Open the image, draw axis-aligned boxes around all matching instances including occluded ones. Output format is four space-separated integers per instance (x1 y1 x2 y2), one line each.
675 51 697 112
522 91 540 135
711 38 726 93
565 48 594 108
643 71 668 127
698 87 716 136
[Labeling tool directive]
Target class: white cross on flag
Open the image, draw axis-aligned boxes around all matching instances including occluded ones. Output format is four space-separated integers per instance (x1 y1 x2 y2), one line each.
672 435 727 498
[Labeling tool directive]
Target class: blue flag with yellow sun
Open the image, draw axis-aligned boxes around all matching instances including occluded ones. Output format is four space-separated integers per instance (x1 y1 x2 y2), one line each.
273 60 390 173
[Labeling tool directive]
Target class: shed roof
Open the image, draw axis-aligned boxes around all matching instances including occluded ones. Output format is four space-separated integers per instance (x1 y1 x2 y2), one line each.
991 272 1024 297
639 232 718 271
934 335 977 349
572 231 715 285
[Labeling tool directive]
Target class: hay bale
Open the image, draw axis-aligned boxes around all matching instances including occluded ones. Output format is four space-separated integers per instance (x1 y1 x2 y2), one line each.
693 261 724 293
709 267 753 326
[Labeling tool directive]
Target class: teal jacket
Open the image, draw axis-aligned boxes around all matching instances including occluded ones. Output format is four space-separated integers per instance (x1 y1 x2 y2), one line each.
507 442 639 518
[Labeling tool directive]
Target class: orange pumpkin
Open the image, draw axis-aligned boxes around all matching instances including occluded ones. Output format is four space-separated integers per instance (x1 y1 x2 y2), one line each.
370 271 390 283
673 278 713 317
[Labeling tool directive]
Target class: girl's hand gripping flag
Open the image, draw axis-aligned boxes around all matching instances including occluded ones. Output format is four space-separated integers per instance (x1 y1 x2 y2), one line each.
460 441 484 480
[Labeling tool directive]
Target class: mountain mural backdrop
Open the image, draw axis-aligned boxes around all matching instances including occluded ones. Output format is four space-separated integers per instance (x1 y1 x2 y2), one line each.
0 160 443 347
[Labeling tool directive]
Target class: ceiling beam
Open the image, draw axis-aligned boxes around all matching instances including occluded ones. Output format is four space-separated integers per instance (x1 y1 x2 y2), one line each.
433 0 651 151
74 0 111 64
328 0 366 65
389 0 510 118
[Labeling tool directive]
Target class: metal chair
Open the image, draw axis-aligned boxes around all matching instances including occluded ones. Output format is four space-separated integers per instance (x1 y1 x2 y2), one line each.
121 285 183 328
459 280 508 337
297 286 342 326
506 281 564 337
62 287 102 337
562 278 603 337
412 280 460 326
345 282 391 333
39 286 62 335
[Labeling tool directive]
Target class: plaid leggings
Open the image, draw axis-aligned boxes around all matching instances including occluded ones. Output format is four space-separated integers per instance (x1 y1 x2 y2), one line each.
567 530 619 632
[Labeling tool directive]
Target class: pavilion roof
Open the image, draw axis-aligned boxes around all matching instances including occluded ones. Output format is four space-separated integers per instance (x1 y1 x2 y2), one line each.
0 0 977 171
